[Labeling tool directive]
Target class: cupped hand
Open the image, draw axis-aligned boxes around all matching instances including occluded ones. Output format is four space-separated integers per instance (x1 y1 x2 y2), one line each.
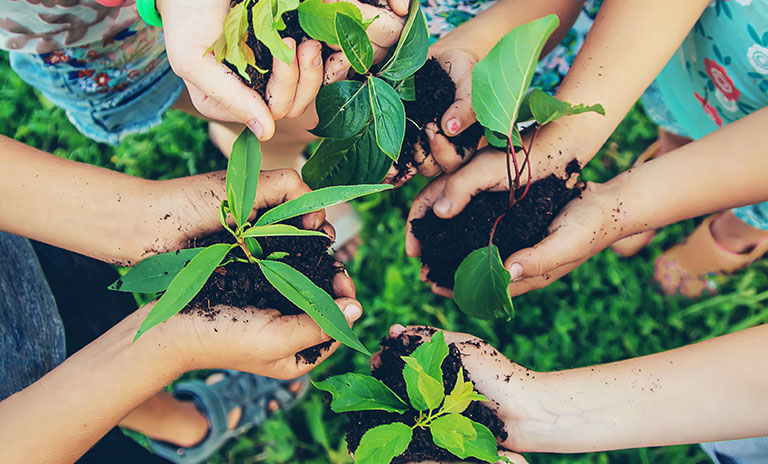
503 181 623 297
158 0 326 139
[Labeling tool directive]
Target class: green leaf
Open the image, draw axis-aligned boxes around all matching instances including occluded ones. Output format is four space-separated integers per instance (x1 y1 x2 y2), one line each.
134 244 233 340
379 0 428 81
395 75 415 101
109 248 204 293
527 88 605 126
472 14 559 136
354 422 412 464
310 80 372 139
463 420 507 463
454 245 515 320
206 1 256 81
313 373 410 413
430 414 477 456
298 0 367 45
368 77 406 160
484 127 507 149
258 260 370 355
255 184 392 226
442 368 488 414
401 330 449 410
244 237 262 257
402 356 444 410
335 12 373 74
252 0 298 65
241 224 328 239
226 130 262 229
302 125 393 189
264 251 289 260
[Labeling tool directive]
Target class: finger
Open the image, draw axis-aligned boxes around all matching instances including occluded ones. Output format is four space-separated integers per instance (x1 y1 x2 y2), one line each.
507 258 586 298
324 52 351 84
413 132 443 177
173 53 275 140
405 177 447 257
431 151 508 218
332 265 357 299
271 298 363 357
334 0 405 47
431 283 453 298
372 44 390 65
286 40 323 119
427 123 469 174
441 62 476 137
321 222 337 242
502 229 586 282
266 38 299 120
387 0 409 16
256 169 326 229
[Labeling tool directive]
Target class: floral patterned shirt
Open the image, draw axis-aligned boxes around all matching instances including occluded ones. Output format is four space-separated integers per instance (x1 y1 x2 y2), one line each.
0 0 138 53
655 0 768 139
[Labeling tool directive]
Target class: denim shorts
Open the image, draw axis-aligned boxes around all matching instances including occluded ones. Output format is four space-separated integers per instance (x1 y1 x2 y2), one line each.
702 437 768 464
8 21 184 146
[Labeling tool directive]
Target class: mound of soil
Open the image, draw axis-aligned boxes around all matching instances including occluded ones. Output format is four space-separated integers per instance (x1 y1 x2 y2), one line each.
181 216 340 363
343 328 507 463
411 159 583 289
397 58 484 178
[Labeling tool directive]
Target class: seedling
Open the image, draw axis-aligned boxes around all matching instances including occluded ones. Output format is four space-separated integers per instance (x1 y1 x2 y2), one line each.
206 0 429 189
453 14 605 319
110 130 390 353
314 331 511 464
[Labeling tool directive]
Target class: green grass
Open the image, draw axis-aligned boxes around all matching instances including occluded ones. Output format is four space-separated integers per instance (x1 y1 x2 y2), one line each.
3 50 766 463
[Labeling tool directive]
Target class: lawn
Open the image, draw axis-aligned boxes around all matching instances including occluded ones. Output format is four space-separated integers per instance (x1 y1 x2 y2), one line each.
3 50 766 464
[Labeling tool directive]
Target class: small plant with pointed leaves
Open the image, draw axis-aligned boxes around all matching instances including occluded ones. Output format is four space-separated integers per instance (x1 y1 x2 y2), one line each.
314 331 511 464
452 14 605 320
110 130 390 353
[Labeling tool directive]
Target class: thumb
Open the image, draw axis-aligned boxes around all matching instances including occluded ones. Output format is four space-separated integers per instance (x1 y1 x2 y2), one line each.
431 151 508 218
388 0 409 16
503 227 583 281
440 58 476 136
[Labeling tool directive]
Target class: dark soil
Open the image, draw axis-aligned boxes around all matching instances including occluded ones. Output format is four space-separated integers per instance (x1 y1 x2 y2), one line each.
411 159 583 289
181 216 339 363
343 328 507 463
397 58 484 179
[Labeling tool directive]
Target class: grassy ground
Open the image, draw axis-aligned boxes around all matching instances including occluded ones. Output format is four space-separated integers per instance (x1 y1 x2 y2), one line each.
3 50 767 464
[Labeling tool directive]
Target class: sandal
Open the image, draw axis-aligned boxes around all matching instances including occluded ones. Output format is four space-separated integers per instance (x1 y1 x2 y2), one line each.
654 214 768 298
148 371 309 463
610 141 660 257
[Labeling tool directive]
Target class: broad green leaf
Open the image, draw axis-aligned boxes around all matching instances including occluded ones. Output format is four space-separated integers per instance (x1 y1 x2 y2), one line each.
264 251 289 260
402 356 444 411
310 80 372 139
368 77 406 160
463 420 507 463
241 224 328 239
379 0 428 81
109 248 204 293
442 368 488 414
205 1 256 81
258 259 370 355
134 244 233 341
335 12 373 74
395 75 416 101
313 373 409 413
472 14 559 136
244 237 262 257
226 130 262 228
354 422 412 464
252 0 297 65
298 0 368 45
430 414 477 456
402 331 449 410
454 245 515 320
484 128 507 149
527 88 605 126
255 184 392 226
302 125 393 189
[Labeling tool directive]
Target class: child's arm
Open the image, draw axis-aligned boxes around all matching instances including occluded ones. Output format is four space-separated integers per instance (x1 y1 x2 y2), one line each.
408 0 710 220
501 105 768 295
391 324 768 453
0 297 362 464
0 135 324 265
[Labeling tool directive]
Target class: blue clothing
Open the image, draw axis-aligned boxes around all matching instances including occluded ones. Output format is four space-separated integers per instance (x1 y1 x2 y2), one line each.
702 437 768 464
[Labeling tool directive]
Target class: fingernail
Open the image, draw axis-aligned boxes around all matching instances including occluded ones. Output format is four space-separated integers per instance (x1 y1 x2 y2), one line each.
390 324 406 336
447 118 460 135
425 126 435 141
312 55 322 67
434 198 451 216
344 303 362 322
247 119 263 138
508 263 523 281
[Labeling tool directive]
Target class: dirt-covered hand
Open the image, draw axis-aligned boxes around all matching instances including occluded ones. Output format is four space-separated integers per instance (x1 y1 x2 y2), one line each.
158 293 362 379
415 47 481 177
140 169 329 265
158 0 325 140
503 182 622 297
382 325 546 457
323 0 407 84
